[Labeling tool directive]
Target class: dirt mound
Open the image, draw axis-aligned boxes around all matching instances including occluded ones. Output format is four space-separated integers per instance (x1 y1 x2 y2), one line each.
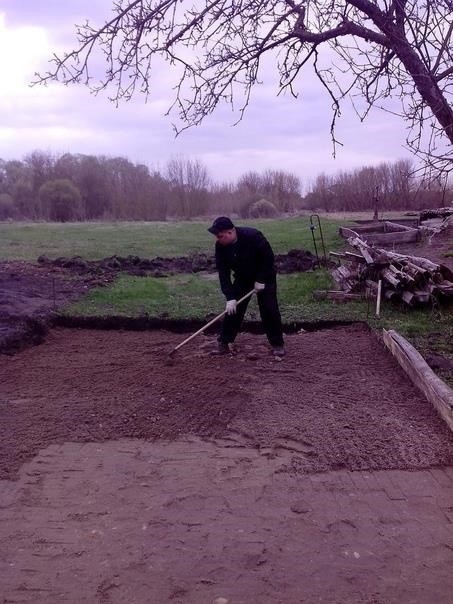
0 261 113 353
37 251 215 276
36 248 318 276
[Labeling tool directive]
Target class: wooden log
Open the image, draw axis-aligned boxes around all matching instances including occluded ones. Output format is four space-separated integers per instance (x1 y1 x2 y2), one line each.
339 226 360 239
331 266 357 292
383 250 440 272
437 281 453 295
332 265 355 280
388 264 416 283
365 279 378 292
401 291 415 305
420 207 453 221
384 289 397 300
382 329 453 432
399 260 428 281
383 221 418 233
440 265 453 281
381 268 401 288
313 290 363 301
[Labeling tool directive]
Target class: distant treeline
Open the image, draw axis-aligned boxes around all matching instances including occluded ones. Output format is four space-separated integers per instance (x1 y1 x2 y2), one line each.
0 151 449 221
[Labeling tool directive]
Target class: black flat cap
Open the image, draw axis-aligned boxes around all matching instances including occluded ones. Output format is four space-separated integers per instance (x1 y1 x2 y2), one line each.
207 216 235 234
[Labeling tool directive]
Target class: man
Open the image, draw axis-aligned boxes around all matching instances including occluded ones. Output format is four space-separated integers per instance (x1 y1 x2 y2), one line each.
208 216 285 357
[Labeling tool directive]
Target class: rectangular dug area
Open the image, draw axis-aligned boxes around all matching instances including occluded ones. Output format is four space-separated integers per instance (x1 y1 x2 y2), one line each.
1 323 453 479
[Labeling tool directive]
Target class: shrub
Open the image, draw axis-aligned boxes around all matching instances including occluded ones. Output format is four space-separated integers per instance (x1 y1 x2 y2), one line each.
247 198 279 218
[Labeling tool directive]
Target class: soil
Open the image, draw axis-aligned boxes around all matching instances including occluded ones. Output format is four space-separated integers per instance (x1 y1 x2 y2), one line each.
1 326 453 603
1 236 453 603
1 324 453 482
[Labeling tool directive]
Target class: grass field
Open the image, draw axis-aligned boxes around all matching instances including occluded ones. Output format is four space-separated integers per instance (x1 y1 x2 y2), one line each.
0 217 343 262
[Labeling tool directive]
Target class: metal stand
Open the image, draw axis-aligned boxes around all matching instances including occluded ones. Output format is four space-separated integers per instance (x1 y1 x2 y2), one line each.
309 214 327 268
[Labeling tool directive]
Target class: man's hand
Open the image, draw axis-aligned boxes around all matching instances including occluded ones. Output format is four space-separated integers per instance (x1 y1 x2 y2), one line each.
254 281 265 292
225 300 237 315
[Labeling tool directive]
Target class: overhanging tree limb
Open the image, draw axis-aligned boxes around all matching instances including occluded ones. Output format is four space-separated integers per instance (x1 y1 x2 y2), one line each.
34 0 452 176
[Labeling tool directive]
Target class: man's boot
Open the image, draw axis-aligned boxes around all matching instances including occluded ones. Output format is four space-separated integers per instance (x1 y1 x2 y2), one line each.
211 341 230 355
272 346 285 358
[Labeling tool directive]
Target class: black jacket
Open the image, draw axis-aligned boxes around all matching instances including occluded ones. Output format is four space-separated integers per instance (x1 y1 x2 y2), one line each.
215 227 277 300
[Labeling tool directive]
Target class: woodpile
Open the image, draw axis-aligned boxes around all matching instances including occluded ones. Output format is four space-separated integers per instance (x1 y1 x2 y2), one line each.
329 231 453 306
419 206 453 221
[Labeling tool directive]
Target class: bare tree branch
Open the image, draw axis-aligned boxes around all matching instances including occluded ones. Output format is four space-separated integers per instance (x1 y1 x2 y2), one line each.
34 0 453 177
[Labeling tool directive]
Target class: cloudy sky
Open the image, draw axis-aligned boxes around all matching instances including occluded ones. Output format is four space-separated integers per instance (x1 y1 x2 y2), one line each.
0 0 414 189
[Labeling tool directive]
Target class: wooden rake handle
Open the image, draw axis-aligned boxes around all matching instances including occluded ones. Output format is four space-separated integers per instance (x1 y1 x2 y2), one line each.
169 289 256 356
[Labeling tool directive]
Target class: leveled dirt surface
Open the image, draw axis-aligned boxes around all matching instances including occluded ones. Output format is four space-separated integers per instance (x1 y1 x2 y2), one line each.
2 325 453 603
2 438 453 604
1 324 453 482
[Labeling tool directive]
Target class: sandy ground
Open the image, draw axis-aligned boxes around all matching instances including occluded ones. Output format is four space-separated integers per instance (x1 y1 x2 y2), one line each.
1 327 453 602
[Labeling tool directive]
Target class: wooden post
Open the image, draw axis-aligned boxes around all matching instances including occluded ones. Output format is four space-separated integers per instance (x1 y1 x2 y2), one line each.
376 279 382 317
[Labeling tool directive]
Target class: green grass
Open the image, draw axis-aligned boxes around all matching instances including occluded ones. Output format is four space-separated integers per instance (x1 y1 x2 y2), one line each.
65 273 223 319
65 269 451 331
64 271 365 321
0 217 343 262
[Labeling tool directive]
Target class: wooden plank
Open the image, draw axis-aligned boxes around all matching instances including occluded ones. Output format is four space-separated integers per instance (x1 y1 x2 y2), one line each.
385 217 420 228
382 329 453 432
350 223 384 233
347 237 375 264
344 252 366 263
339 226 360 239
362 230 420 245
329 251 346 260
401 291 415 305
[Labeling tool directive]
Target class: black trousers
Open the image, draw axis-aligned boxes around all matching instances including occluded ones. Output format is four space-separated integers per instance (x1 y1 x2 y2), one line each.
219 278 284 347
